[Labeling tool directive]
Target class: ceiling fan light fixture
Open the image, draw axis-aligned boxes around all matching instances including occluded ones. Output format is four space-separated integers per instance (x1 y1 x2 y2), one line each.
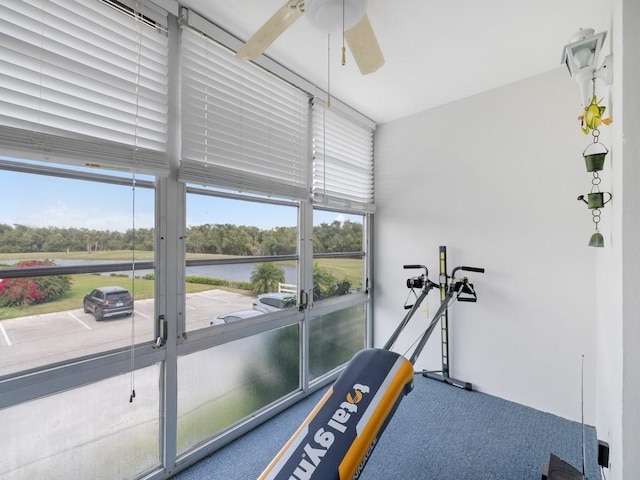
236 0 382 75
305 0 367 32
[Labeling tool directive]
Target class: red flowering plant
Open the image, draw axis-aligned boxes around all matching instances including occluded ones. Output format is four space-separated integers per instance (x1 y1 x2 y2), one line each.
0 259 72 307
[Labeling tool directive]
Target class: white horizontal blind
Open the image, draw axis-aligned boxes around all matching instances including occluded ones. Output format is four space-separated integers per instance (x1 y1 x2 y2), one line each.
312 100 375 212
0 0 170 175
179 27 310 200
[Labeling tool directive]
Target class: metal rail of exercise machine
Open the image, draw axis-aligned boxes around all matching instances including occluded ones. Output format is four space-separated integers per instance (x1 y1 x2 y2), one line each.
258 253 484 480
422 245 481 390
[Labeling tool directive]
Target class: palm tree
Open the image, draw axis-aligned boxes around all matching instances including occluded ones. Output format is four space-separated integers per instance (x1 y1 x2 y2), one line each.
250 262 285 294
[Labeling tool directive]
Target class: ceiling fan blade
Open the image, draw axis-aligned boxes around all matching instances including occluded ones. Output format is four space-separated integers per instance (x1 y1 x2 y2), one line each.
344 14 384 75
236 1 304 61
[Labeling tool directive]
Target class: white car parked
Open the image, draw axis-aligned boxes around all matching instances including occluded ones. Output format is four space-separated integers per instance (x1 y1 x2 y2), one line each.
252 292 296 313
210 309 263 326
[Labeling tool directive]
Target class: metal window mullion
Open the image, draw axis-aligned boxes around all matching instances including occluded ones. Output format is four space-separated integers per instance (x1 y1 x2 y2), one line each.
155 176 183 477
157 12 182 477
299 198 314 394
0 158 156 188
364 212 374 348
299 99 314 394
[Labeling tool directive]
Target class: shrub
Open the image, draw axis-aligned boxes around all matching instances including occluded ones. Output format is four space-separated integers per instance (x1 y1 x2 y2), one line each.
313 264 352 301
185 275 251 291
0 259 72 307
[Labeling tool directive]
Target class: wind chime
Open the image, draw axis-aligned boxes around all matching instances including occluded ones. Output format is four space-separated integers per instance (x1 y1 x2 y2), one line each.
576 79 612 247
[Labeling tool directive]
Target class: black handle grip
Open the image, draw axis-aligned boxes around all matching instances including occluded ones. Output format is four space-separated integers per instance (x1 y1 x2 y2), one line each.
403 264 424 269
459 266 485 273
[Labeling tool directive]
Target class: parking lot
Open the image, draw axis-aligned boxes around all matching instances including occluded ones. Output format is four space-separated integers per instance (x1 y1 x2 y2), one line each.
0 289 255 377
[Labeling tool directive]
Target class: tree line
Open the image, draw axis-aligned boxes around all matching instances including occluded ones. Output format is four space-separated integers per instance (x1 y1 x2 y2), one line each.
0 221 363 256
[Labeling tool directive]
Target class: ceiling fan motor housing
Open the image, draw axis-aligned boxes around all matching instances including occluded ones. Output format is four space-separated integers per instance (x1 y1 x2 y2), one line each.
305 0 367 32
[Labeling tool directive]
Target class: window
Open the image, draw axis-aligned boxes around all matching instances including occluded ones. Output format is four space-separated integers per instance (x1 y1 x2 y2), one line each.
184 189 299 333
177 324 300 455
0 158 155 376
0 363 162 479
309 303 366 380
179 21 310 334
312 209 365 302
308 209 369 381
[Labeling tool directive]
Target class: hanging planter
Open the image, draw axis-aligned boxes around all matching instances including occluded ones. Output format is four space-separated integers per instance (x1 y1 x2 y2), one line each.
576 169 612 248
583 141 608 173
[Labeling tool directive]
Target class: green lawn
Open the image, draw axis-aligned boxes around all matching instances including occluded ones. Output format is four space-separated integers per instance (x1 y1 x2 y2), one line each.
0 250 156 262
313 258 363 286
0 273 216 321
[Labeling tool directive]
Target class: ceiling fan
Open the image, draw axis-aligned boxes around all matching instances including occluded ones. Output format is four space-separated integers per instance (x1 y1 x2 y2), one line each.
235 0 384 75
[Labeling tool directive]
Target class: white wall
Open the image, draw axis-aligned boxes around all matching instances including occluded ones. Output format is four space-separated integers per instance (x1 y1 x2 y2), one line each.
618 1 640 475
597 0 640 478
374 67 600 422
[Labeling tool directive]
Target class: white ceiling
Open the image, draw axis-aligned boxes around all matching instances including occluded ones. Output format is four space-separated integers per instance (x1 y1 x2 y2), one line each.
180 0 610 124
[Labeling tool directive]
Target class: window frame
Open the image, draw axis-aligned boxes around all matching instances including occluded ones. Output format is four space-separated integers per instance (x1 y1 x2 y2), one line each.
0 158 160 379
180 184 302 337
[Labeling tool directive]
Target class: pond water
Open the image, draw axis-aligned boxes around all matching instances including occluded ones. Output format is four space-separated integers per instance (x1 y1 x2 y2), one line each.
7 258 298 284
184 263 297 284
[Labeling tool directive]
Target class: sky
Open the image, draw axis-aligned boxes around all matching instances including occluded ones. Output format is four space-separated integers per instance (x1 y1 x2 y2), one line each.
1 158 357 232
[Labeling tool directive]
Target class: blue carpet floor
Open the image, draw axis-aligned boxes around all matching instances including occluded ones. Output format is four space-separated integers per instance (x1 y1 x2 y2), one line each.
174 375 601 479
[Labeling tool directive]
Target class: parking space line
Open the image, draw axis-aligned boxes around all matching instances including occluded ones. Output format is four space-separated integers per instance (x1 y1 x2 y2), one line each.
68 312 92 330
195 292 229 301
0 323 12 346
133 311 151 319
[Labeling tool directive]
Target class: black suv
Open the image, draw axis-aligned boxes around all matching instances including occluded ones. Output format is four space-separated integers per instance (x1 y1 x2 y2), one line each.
83 286 133 321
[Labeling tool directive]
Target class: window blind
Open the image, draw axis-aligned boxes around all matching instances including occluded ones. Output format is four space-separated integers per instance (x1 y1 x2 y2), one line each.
312 100 375 213
0 0 170 175
178 27 310 200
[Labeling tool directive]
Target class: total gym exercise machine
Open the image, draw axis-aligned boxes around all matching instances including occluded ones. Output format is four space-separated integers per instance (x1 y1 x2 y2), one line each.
258 253 484 480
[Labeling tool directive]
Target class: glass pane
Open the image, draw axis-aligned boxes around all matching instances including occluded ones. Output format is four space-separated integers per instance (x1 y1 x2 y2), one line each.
177 324 300 454
312 210 364 301
0 162 155 376
309 303 366 380
570 41 597 69
0 364 161 480
184 192 298 332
